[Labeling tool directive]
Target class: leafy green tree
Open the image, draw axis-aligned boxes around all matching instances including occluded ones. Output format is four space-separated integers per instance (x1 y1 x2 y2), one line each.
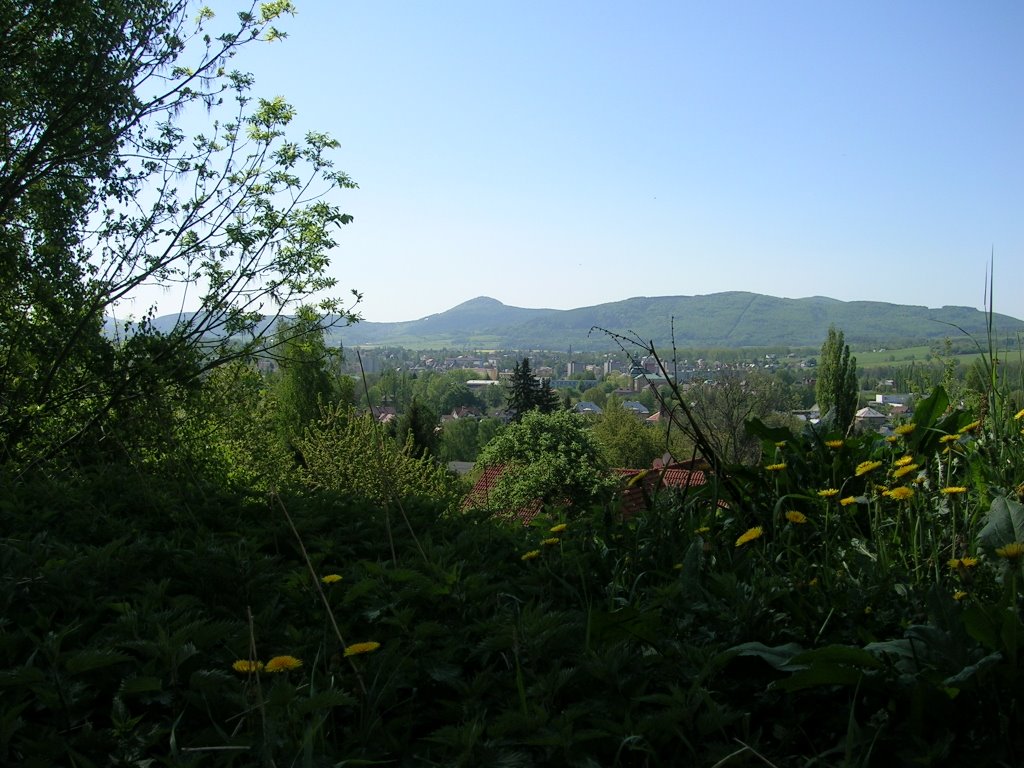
427 372 482 415
592 398 663 469
687 370 795 464
580 385 608 409
203 359 293 490
438 417 480 463
397 396 439 458
270 307 344 458
437 415 501 463
298 405 462 511
0 0 359 470
815 325 859 433
476 409 615 513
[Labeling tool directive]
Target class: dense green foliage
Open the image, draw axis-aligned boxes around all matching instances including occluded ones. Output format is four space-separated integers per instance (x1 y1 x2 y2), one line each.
476 409 617 514
7 380 1024 764
0 0 358 471
591 397 664 468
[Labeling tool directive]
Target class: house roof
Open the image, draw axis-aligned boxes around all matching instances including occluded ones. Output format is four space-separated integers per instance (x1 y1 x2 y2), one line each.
614 463 710 519
855 407 886 419
621 401 650 414
463 463 547 524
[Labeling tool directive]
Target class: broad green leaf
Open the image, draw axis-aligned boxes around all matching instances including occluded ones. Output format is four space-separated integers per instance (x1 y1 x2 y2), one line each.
961 606 1001 651
791 645 884 670
744 417 793 445
978 496 1024 553
864 639 914 660
120 676 163 695
943 651 1002 687
727 641 805 672
911 385 949 433
771 664 866 692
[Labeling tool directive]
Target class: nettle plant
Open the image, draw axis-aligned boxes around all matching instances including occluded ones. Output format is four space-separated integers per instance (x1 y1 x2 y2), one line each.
713 383 1024 762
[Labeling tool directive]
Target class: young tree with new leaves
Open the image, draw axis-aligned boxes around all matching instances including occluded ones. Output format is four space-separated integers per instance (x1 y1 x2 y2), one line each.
270 306 346 459
0 0 360 469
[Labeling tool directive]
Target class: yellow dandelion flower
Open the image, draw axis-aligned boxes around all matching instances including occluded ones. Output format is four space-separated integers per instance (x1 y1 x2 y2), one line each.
775 440 787 448
995 542 1024 561
948 556 979 570
264 655 302 673
1015 408 1024 421
939 434 959 444
894 455 914 467
765 462 786 471
735 526 764 547
885 435 899 443
232 659 264 674
894 424 915 436
343 642 381 657
541 537 560 546
809 577 819 587
941 486 968 495
953 590 968 601
958 420 981 434
818 488 839 498
521 549 541 561
840 496 857 506
893 463 919 479
785 510 808 524
549 523 568 533
855 460 882 476
695 526 711 534
321 574 342 584
825 439 844 449
884 486 915 501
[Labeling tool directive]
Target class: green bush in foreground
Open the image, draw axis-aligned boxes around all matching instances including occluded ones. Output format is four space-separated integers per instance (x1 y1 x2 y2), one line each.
4 384 1024 765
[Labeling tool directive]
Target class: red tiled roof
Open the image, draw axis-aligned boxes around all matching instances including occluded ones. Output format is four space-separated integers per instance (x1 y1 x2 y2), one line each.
464 464 506 511
661 468 707 489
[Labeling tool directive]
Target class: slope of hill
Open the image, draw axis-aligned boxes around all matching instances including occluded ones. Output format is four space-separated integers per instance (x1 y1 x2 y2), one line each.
322 292 1024 350
120 293 1024 351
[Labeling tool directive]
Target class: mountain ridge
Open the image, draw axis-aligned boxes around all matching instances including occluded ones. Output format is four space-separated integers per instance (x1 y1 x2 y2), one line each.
129 292 1024 351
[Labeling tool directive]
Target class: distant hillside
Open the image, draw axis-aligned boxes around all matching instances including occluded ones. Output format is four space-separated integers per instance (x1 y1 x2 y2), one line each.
125 293 1024 351
321 292 1024 350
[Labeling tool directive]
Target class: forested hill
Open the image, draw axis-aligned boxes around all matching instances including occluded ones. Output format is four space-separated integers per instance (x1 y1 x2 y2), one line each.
317 293 1024 350
133 292 1024 350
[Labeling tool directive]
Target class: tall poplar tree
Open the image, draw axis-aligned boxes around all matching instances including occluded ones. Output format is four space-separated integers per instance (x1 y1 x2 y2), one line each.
816 325 859 432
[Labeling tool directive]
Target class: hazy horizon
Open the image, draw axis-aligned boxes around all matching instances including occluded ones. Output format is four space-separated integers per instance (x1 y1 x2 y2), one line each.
125 1 1023 325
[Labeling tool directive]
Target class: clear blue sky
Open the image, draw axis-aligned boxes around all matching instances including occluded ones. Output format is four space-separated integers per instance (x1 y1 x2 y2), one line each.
214 1 1024 323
